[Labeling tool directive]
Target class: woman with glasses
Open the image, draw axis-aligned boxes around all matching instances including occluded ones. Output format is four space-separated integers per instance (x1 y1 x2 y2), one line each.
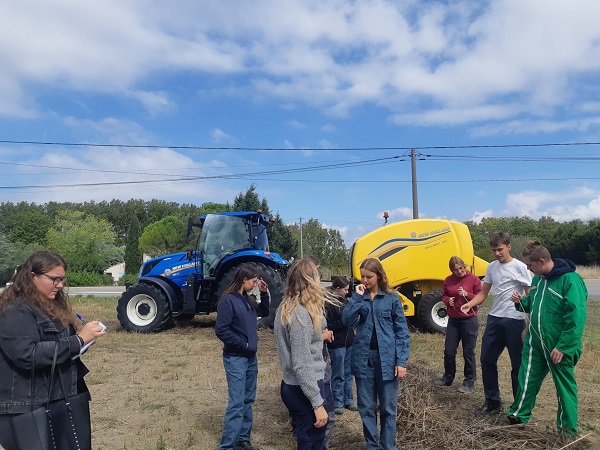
434 256 482 393
0 251 106 450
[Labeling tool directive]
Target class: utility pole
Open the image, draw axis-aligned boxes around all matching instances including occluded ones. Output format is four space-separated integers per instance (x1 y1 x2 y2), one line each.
411 148 419 219
299 216 303 259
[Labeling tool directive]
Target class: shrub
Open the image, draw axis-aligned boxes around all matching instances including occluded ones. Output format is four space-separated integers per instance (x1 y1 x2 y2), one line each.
67 271 114 287
118 273 139 286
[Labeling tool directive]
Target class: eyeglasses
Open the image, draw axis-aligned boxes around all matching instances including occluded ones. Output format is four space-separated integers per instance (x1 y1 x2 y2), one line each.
39 273 68 286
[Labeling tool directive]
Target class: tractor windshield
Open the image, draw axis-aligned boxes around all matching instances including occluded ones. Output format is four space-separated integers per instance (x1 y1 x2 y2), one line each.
198 214 269 275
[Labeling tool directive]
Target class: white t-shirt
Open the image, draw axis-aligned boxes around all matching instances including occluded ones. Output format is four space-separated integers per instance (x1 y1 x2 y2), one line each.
483 258 531 320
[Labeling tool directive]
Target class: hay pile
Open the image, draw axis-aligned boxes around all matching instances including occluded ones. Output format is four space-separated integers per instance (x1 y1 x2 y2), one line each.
393 360 591 450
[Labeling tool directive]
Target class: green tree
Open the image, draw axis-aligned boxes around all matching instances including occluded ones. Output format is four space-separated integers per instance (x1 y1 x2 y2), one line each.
46 210 122 273
233 184 271 215
0 202 53 245
199 202 229 215
291 218 348 274
0 231 15 283
268 215 299 260
124 213 143 275
138 216 188 257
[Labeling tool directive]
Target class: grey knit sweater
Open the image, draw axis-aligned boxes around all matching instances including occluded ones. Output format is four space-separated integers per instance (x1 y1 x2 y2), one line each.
274 304 326 408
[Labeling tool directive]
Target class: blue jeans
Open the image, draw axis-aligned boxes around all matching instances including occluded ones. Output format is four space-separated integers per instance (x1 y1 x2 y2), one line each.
443 316 478 387
219 355 258 450
323 352 335 448
329 347 355 408
355 349 398 450
480 315 525 408
281 380 328 450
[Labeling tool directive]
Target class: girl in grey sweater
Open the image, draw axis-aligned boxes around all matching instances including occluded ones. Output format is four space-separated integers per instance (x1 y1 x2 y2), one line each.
274 259 330 450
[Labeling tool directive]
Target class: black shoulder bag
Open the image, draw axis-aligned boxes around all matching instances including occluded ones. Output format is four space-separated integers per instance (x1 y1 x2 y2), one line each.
12 343 92 450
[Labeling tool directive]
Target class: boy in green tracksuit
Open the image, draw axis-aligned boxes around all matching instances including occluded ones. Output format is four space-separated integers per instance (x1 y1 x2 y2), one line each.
508 241 587 436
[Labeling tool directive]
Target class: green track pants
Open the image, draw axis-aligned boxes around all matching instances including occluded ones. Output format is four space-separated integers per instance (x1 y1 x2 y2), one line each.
508 333 579 436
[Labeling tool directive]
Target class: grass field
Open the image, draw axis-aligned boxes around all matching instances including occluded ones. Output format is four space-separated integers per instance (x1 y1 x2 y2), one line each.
74 296 599 450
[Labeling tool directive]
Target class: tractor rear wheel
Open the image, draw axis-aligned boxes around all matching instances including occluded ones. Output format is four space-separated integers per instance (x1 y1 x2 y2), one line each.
416 289 447 334
117 283 171 332
215 262 284 329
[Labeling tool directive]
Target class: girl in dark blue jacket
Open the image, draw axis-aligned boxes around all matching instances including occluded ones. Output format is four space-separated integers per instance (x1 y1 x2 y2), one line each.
215 264 270 450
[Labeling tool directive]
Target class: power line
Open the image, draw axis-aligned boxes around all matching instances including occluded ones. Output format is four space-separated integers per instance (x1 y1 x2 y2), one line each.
2 139 600 151
0 155 405 190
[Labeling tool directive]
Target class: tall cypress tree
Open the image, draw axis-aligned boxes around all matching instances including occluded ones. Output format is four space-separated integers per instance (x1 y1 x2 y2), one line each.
124 213 142 275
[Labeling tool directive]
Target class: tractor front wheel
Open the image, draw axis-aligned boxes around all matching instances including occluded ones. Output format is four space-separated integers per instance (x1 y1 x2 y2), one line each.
416 289 447 334
117 283 171 332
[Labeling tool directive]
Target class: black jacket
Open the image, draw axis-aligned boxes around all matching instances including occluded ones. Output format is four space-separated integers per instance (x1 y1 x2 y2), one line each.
0 299 88 414
325 294 355 350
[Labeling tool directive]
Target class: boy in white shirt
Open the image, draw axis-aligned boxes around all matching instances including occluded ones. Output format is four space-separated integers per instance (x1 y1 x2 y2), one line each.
461 232 531 415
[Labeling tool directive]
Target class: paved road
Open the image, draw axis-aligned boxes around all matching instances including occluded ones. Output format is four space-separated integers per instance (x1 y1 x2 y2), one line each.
67 286 126 297
66 279 600 299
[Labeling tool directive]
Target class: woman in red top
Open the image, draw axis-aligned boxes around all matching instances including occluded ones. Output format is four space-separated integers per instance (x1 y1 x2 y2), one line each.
434 256 482 393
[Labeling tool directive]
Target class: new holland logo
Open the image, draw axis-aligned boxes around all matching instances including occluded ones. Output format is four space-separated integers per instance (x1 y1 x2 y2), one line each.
162 263 194 277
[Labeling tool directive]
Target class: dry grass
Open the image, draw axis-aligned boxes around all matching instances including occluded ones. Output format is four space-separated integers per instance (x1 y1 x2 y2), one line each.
72 296 599 450
576 265 600 279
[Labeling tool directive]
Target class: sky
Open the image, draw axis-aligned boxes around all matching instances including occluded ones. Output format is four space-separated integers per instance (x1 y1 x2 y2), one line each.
2 0 600 246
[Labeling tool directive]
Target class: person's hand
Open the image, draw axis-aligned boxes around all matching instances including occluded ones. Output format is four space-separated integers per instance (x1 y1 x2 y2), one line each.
395 366 407 380
460 303 471 314
78 321 106 345
314 405 328 428
258 279 268 292
322 328 334 343
458 287 467 297
355 284 366 295
550 348 564 364
511 291 522 303
448 297 455 306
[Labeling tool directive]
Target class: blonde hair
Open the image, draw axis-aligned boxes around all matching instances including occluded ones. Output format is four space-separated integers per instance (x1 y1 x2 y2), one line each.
360 257 393 294
280 259 335 332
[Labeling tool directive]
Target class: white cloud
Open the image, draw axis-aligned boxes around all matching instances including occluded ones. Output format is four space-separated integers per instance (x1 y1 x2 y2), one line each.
470 210 494 224
287 119 306 129
322 222 349 239
2 1 600 128
504 187 600 220
0 147 238 205
63 117 154 145
210 128 237 143
383 207 413 222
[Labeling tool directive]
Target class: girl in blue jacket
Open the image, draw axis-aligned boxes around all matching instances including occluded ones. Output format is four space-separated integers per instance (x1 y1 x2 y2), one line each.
342 258 410 450
215 264 270 450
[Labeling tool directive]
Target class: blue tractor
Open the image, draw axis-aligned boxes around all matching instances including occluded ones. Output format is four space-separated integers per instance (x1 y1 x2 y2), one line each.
117 211 289 332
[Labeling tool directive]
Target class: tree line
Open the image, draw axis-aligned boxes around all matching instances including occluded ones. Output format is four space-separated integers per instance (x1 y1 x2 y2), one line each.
2 189 598 286
0 185 347 285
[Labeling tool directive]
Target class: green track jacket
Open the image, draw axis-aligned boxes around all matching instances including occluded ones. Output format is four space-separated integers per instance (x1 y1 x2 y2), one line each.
516 258 587 358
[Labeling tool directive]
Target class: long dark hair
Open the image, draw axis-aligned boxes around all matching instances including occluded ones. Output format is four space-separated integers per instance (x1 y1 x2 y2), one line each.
0 251 77 327
223 264 259 308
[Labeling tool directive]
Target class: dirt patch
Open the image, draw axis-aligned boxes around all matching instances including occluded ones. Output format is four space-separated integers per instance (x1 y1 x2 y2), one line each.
76 298 598 449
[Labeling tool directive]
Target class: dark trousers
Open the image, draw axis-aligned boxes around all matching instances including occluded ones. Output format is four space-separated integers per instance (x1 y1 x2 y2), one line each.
480 315 525 408
443 316 478 387
281 380 328 450
0 415 17 450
